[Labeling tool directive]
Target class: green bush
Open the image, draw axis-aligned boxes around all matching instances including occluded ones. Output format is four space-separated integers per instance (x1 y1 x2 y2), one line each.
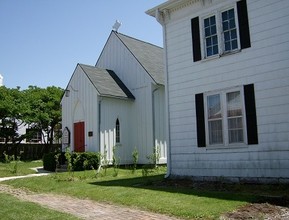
72 152 100 171
43 151 100 172
43 152 66 172
43 152 57 172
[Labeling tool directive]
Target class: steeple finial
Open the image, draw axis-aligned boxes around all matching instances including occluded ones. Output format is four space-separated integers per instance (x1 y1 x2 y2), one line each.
112 20 122 32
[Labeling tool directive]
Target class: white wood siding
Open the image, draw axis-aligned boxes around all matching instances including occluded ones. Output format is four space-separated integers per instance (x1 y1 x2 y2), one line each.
99 97 133 164
61 65 99 152
164 0 289 179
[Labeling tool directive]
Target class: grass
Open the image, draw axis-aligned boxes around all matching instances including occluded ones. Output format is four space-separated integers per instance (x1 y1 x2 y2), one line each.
3 166 257 219
1 163 288 219
0 160 43 177
0 192 79 220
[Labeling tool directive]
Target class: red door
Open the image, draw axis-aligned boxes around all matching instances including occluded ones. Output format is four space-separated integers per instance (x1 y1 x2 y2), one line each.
74 122 85 152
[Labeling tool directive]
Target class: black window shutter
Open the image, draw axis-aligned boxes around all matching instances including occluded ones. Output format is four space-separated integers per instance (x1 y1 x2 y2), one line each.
244 84 258 145
237 0 251 49
195 93 206 147
191 17 202 62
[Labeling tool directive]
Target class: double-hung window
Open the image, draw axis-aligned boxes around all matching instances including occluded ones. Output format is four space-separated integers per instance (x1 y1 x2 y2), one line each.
203 6 239 58
205 88 245 146
191 0 251 62
195 84 258 148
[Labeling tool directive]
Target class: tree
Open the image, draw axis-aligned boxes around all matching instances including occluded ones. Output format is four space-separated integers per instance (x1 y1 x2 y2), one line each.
23 86 63 145
0 86 27 144
0 86 63 145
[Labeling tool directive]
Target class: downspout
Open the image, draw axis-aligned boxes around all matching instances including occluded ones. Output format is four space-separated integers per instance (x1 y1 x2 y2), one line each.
156 9 171 179
98 98 102 153
152 86 159 155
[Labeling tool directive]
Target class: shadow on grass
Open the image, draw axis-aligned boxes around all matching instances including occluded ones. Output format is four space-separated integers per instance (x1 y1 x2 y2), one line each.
89 174 259 204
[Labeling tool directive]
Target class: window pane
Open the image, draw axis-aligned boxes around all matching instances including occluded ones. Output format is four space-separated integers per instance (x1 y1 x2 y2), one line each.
209 120 223 144
206 38 212 46
213 45 219 54
207 94 221 119
210 16 216 25
227 91 242 117
227 91 244 144
211 25 217 35
229 19 236 29
224 32 230 41
116 119 120 143
204 18 210 27
228 118 243 143
228 9 234 19
231 29 237 40
222 11 227 21
232 39 238 49
225 42 231 51
207 47 212 56
205 27 211 37
222 8 238 52
212 35 218 45
204 15 218 57
223 21 229 31
228 117 243 129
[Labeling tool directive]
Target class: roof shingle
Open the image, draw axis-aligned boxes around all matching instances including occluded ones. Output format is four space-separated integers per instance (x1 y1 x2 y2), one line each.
114 31 164 85
79 64 135 100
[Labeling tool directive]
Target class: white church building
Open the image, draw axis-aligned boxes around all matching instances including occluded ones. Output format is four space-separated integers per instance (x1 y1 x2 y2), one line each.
61 31 166 164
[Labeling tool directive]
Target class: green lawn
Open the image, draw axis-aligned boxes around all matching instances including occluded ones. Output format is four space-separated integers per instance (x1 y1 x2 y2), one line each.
0 160 43 177
2 166 261 219
0 192 79 220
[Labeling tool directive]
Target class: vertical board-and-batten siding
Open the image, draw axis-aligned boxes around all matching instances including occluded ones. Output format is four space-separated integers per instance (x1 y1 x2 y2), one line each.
61 65 99 152
165 0 289 179
96 33 158 163
100 98 133 164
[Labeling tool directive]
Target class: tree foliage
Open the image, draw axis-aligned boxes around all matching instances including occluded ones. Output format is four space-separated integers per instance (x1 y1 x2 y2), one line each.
0 86 63 145
0 86 25 144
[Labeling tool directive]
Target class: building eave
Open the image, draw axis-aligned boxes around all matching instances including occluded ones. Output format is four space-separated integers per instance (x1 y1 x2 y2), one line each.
146 0 198 17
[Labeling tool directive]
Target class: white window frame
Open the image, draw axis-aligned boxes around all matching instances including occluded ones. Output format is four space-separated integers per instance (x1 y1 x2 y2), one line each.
200 3 241 59
204 86 247 147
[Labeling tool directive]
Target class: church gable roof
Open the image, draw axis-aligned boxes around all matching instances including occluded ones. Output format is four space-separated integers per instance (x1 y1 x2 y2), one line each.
114 31 164 85
79 64 135 100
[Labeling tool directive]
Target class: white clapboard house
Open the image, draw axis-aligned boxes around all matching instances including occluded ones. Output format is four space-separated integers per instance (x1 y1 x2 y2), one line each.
61 31 166 164
147 0 289 182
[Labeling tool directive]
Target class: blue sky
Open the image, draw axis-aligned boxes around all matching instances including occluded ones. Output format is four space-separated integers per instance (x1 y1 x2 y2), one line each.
0 0 164 89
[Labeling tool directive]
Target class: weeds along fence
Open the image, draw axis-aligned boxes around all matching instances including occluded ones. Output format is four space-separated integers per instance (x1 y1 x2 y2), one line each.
0 144 61 161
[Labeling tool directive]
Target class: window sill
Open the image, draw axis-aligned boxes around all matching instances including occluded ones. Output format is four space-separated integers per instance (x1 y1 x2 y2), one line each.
115 143 122 147
201 49 241 62
205 143 248 150
201 54 220 62
220 49 241 57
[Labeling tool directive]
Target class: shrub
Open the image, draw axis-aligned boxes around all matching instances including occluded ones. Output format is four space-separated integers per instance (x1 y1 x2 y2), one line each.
43 152 57 172
72 152 101 171
132 148 139 173
43 151 101 172
43 151 66 172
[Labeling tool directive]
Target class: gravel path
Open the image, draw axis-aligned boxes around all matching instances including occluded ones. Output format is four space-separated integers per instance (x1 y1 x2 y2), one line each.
0 184 181 220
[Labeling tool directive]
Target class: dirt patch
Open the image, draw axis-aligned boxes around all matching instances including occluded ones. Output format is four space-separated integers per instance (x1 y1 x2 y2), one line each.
153 179 289 219
220 203 289 220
